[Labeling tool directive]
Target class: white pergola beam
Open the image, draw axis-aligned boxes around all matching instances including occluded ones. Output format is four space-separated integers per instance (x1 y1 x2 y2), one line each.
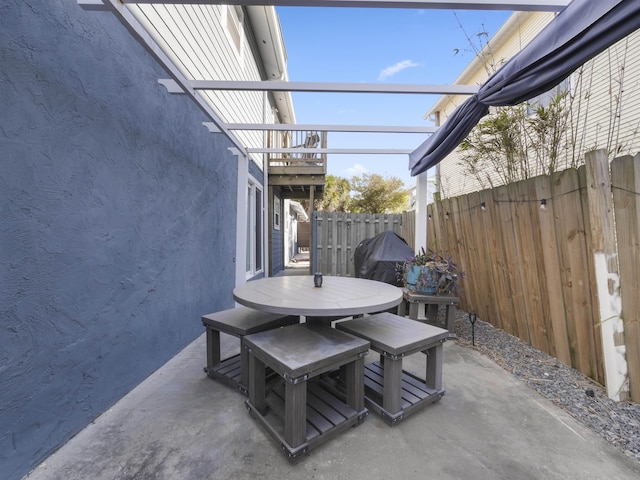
221 123 436 133
190 80 479 95
116 0 569 12
246 148 413 154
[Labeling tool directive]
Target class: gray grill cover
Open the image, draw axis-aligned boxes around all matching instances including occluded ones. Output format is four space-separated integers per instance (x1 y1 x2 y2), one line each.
354 231 414 286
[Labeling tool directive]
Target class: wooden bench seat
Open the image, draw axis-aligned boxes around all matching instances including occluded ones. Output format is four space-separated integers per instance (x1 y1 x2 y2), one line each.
336 312 448 425
244 324 370 459
201 307 298 393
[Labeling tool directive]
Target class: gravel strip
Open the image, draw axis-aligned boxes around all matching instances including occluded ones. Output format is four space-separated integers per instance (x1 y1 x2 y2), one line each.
449 310 640 464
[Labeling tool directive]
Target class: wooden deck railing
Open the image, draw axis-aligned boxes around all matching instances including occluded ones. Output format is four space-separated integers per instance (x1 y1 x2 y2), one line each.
266 129 327 175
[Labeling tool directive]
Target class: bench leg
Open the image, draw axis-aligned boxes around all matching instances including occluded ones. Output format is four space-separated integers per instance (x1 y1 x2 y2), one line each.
426 304 438 324
397 298 407 317
444 305 457 332
383 356 403 415
425 343 443 391
240 338 249 390
206 327 221 370
344 356 365 412
248 352 267 415
285 381 307 448
408 302 420 321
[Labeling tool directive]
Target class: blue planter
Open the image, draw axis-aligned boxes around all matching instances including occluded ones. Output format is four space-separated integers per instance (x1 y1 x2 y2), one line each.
405 265 439 295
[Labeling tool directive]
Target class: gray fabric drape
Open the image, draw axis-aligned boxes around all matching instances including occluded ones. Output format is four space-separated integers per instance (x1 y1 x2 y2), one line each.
409 0 640 177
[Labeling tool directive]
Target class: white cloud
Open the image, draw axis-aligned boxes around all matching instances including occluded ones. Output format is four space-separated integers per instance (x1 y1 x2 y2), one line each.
378 60 420 80
344 163 368 177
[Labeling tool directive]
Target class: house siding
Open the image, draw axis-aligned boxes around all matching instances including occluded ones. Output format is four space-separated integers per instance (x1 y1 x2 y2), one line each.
132 3 277 168
569 29 640 159
0 1 238 479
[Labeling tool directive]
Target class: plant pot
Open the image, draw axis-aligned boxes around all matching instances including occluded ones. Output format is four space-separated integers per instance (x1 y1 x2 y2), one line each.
405 265 439 295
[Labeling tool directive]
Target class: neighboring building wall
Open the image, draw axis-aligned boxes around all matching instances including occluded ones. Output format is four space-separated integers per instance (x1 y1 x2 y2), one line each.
569 29 640 159
0 2 238 479
431 12 640 198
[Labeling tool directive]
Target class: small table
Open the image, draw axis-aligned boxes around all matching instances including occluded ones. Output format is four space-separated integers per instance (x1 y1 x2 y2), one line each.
233 275 403 325
244 324 370 459
336 312 449 425
201 307 299 393
398 289 460 333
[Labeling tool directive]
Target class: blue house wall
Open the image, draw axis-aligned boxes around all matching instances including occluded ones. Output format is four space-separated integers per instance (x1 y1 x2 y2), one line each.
0 1 238 478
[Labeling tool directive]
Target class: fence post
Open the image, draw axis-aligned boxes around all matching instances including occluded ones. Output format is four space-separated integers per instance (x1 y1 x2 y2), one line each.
585 150 629 401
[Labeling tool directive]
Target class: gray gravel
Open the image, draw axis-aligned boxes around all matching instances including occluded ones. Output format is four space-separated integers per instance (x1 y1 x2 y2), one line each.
449 310 640 464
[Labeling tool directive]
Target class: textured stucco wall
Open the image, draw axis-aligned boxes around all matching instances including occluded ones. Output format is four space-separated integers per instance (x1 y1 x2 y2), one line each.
0 1 238 479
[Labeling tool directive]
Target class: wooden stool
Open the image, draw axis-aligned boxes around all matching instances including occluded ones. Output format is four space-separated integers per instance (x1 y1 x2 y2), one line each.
398 289 459 333
336 312 448 426
201 307 298 393
244 324 370 459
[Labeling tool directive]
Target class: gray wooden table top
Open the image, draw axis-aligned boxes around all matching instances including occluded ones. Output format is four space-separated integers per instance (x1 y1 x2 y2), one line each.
233 275 402 317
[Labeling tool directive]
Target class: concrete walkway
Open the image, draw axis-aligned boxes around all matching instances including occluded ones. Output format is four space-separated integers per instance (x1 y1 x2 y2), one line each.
24 332 640 480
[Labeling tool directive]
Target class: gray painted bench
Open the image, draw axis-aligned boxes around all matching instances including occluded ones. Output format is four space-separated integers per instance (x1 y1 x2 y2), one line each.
201 307 299 393
398 289 460 333
244 324 370 459
336 312 448 426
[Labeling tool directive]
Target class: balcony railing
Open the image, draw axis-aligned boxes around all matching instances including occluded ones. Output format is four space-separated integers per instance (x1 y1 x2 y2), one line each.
266 129 327 176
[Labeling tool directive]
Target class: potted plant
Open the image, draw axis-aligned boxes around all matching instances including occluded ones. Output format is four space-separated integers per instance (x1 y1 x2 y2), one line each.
398 248 461 295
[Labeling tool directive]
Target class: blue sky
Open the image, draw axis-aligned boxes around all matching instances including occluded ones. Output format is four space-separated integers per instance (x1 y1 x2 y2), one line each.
277 7 511 188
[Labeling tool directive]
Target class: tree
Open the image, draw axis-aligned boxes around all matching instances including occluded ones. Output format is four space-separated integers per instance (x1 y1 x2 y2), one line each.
316 175 351 212
350 173 409 213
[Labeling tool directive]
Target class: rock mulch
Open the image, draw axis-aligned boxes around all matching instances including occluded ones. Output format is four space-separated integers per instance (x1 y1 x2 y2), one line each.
450 311 640 464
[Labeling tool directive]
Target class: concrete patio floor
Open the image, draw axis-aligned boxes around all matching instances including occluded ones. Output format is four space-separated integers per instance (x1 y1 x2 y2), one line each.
24 329 640 480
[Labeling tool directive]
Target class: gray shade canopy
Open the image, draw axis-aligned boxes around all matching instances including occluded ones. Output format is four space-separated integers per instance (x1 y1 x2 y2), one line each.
409 0 640 177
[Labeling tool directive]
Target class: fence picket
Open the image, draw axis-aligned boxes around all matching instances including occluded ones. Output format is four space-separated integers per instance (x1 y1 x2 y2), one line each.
611 154 640 401
533 175 571 365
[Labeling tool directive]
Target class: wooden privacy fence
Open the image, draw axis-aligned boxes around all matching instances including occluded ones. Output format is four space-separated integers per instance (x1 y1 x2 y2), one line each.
313 212 408 278
426 150 640 402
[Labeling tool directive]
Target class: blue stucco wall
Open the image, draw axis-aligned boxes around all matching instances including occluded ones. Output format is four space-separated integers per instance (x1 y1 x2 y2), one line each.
0 1 238 479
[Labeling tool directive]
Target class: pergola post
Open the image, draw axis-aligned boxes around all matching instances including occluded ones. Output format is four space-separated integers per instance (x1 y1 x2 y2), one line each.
415 171 429 252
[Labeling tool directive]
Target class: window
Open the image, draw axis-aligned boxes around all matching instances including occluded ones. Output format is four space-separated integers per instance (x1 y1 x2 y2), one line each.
246 180 263 277
273 195 281 231
225 5 244 59
527 78 570 115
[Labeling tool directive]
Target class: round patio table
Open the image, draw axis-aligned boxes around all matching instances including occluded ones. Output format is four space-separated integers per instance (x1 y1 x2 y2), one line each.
233 275 402 325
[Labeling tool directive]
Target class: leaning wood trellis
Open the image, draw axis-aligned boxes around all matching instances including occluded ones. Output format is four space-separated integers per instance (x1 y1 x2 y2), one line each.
425 151 640 402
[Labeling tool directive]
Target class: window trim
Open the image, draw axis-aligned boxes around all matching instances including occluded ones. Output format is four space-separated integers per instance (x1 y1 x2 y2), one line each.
246 175 264 278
